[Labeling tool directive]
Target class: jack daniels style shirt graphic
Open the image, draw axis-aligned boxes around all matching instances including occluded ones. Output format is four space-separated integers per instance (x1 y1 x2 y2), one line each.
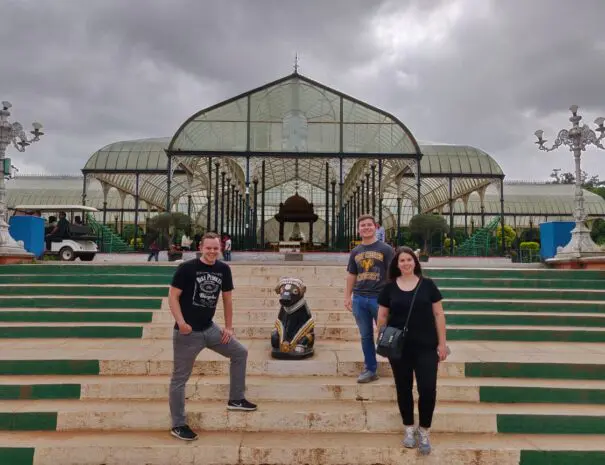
171 258 234 331
347 240 395 297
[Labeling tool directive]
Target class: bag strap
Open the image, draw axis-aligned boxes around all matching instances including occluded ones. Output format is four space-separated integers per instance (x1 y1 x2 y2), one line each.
402 278 422 333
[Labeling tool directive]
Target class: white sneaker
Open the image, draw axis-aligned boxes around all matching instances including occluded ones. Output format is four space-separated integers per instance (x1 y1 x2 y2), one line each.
418 427 431 455
402 425 417 448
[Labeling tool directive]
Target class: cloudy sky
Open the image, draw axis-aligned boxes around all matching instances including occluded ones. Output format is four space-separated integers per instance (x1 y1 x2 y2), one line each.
3 0 605 182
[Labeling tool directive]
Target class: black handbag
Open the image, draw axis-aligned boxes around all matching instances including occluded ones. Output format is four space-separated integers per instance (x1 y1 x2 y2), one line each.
376 279 422 360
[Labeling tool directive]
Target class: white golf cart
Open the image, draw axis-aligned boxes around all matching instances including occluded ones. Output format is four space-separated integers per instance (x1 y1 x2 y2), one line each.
11 205 100 261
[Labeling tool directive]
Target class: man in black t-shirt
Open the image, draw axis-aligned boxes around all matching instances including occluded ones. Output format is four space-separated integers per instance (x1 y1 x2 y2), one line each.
168 232 257 441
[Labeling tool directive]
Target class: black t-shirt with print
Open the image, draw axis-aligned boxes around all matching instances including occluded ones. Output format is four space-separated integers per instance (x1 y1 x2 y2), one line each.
170 258 234 331
378 278 443 349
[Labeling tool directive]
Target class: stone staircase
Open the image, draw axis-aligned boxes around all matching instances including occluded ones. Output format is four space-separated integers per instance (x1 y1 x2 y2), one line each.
1 263 605 464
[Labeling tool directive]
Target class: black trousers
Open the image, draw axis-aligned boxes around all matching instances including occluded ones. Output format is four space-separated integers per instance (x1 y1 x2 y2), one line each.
389 345 439 428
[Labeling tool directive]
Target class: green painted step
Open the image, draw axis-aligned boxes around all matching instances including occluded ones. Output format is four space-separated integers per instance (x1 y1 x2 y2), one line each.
0 311 153 323
0 448 33 465
2 274 604 290
2 286 604 301
0 297 161 309
0 274 173 285
0 286 169 297
1 264 604 280
466 362 605 380
498 414 605 434
480 386 605 404
0 384 80 400
520 451 605 465
443 289 605 301
0 326 143 339
0 447 604 465
448 328 605 343
447 314 605 327
2 286 604 303
0 360 99 376
445 301 605 313
3 312 604 327
0 412 56 431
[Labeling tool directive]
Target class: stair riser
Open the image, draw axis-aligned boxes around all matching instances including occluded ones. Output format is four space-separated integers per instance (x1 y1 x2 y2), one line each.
2 286 604 302
97 360 465 378
7 445 523 465
51 410 498 434
2 265 604 280
143 326 605 343
6 382 605 405
79 383 479 403
4 275 604 290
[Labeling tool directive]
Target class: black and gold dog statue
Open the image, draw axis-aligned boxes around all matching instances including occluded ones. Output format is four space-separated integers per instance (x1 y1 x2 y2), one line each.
271 277 315 359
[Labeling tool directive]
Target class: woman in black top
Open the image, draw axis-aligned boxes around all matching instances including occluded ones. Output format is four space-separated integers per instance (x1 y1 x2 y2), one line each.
377 246 448 455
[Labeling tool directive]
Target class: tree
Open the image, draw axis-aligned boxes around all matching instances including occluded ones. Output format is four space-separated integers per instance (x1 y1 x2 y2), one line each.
148 212 191 247
549 168 602 189
495 225 516 249
408 214 449 254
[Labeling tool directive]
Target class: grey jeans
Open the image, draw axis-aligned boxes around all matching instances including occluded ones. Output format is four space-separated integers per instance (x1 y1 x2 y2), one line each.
169 323 248 428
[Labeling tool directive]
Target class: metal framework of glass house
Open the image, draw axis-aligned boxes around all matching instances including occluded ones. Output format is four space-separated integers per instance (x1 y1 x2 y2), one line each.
78 71 526 250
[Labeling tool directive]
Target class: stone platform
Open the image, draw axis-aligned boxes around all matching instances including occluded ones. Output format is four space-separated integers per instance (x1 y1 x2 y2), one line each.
0 263 604 464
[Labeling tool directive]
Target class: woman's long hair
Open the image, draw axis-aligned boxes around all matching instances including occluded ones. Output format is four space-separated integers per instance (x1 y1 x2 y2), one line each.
388 246 423 280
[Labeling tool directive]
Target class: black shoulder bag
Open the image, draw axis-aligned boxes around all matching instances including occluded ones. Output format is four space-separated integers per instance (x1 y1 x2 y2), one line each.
376 279 422 360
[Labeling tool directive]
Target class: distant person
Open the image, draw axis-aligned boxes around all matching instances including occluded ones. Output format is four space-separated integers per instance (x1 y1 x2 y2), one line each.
45 212 70 250
344 214 394 383
223 234 232 261
168 232 256 441
375 222 385 242
377 246 448 455
147 240 160 262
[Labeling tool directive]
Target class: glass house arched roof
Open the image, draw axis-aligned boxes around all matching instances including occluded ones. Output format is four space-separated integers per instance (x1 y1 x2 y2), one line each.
168 72 421 156
82 72 504 217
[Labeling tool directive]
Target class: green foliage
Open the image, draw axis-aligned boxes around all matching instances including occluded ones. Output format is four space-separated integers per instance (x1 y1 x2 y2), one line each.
591 218 605 245
408 214 449 252
443 237 456 248
520 241 540 251
588 186 605 201
520 228 540 243
148 212 191 246
495 225 516 248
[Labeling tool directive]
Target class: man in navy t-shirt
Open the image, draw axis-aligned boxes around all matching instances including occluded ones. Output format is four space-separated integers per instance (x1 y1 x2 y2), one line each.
168 232 256 441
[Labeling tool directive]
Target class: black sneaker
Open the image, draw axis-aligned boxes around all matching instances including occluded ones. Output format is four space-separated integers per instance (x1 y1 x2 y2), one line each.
170 424 198 441
227 399 257 411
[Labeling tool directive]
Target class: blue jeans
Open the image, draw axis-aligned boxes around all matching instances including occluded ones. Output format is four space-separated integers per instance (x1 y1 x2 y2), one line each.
352 294 379 373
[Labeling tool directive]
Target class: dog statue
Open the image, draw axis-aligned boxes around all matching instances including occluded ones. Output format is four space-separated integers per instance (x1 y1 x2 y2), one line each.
270 277 315 359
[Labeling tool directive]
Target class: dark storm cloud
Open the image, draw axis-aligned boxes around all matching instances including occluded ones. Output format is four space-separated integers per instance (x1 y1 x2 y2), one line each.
2 0 604 179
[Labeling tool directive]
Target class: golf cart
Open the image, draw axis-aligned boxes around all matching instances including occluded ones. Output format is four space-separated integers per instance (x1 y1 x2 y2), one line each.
10 205 99 261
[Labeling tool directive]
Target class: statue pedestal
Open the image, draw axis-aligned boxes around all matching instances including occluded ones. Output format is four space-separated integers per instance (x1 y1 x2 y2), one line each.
284 253 303 261
0 252 34 265
546 255 605 270
279 241 303 261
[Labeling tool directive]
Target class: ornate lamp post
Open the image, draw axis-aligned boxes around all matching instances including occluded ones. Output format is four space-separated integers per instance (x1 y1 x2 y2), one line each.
534 105 605 259
0 101 44 260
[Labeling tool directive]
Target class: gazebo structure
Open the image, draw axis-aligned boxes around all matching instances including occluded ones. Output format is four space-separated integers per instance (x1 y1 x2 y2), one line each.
274 192 319 243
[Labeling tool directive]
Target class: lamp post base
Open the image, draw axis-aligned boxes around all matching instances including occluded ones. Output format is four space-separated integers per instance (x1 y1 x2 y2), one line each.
545 221 605 270
552 221 605 260
0 222 35 264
